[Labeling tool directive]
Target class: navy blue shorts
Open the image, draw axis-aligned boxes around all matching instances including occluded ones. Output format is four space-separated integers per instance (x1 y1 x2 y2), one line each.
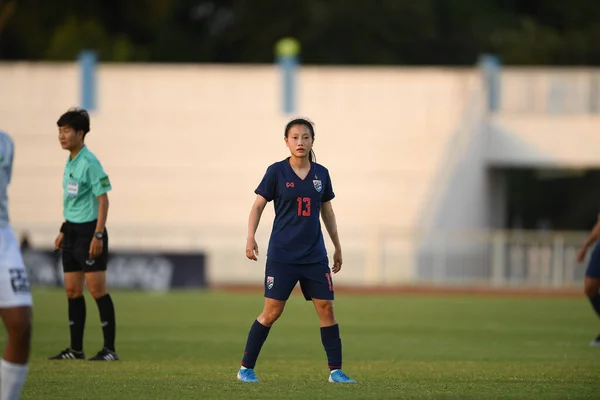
264 259 334 301
586 242 600 279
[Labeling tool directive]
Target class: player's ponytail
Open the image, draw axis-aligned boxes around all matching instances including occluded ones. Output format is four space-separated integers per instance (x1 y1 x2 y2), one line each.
309 149 316 163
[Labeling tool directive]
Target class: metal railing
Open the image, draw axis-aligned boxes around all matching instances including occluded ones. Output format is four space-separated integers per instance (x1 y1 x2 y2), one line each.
415 230 587 288
16 224 590 289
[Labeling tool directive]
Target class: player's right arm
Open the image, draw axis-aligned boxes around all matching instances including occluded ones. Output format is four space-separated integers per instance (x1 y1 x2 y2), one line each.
246 195 268 261
578 213 600 262
55 221 66 250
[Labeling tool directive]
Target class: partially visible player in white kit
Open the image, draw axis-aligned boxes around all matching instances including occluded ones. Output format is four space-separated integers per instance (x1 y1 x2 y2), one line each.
0 131 32 400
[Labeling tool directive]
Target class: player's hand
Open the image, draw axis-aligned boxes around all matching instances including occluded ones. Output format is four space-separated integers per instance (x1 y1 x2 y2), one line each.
332 248 342 273
89 237 103 259
246 237 259 261
577 246 587 263
54 232 64 250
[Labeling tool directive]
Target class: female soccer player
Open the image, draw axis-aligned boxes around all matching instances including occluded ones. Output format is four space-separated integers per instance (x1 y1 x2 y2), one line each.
49 108 118 361
237 118 355 383
577 214 600 346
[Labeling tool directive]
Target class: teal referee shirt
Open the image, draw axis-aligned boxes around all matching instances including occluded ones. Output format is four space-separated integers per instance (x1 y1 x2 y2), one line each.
63 145 111 223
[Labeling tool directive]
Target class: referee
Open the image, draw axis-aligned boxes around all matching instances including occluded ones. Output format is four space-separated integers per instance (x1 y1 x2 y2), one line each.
49 108 119 361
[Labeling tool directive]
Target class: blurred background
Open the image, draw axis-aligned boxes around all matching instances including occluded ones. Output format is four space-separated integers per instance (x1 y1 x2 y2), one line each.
3 0 600 293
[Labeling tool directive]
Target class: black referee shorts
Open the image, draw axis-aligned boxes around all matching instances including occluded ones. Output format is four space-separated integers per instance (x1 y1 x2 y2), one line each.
62 220 109 273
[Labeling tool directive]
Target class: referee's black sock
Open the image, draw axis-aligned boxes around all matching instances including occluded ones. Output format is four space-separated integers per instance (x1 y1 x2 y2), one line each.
321 324 342 371
68 296 86 352
95 294 116 352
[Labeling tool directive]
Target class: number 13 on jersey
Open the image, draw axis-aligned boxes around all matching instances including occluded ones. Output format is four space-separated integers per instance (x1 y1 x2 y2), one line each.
297 197 311 216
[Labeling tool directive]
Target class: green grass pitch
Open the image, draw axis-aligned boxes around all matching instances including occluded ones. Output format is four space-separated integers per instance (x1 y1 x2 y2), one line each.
6 288 600 399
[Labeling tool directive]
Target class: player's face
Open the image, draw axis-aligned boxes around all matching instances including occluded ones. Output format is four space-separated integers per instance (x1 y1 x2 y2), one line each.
285 125 313 158
58 126 84 150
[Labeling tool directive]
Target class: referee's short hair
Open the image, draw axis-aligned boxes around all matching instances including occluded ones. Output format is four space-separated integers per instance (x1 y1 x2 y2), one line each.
57 107 90 135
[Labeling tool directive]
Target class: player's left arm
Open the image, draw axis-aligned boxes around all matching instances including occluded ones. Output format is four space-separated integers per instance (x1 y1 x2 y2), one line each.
321 201 342 273
89 160 112 258
89 193 109 259
95 193 109 235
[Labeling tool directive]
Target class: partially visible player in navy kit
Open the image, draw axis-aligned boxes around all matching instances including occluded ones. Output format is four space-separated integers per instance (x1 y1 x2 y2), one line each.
236 118 355 384
577 213 600 345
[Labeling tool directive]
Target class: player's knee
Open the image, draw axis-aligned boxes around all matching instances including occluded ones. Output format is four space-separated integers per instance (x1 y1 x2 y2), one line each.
89 288 107 300
85 273 107 299
585 283 599 297
584 278 600 297
259 309 283 326
5 311 32 344
14 320 32 345
65 287 83 299
316 301 335 320
261 311 282 326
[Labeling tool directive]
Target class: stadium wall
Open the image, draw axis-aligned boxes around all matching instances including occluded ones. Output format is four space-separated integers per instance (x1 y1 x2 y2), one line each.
1 62 472 287
2 62 598 289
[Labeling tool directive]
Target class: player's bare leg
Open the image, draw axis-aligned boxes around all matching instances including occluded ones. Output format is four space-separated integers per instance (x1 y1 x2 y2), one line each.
1 306 31 400
85 271 107 299
312 298 336 327
257 298 286 327
1 307 31 363
64 271 85 299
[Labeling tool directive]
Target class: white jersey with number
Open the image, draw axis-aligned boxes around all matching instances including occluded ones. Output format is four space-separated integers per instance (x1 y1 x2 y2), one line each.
0 131 32 307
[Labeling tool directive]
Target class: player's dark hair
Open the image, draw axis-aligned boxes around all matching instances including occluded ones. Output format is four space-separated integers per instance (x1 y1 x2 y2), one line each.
284 118 316 162
57 107 90 138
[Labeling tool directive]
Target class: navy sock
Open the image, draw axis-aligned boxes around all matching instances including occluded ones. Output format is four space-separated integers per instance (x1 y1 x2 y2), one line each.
241 320 271 369
589 294 600 318
321 324 342 371
68 296 86 352
95 294 116 352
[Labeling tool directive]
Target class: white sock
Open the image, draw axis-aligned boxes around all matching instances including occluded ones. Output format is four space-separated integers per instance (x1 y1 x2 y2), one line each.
330 369 340 374
1 359 28 400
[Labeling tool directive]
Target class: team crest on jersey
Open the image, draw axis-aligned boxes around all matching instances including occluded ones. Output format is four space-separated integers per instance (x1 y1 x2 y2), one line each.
313 180 322 192
266 276 274 289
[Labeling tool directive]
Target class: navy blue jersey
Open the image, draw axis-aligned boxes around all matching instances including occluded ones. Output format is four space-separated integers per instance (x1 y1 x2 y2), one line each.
255 158 335 264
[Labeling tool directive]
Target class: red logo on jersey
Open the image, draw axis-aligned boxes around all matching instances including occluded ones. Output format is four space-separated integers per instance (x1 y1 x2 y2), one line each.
286 182 295 188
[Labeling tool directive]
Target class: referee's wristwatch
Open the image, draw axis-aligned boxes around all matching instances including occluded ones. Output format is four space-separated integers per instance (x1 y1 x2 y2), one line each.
94 232 104 240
